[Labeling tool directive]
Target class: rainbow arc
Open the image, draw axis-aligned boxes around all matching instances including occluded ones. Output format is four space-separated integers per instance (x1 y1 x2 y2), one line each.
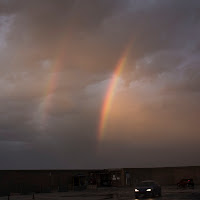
98 41 133 140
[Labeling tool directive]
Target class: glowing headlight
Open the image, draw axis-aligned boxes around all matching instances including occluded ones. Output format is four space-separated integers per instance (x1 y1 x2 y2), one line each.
135 189 139 192
146 188 152 192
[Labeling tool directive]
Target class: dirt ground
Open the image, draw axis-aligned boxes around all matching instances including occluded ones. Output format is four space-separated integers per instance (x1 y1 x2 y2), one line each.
0 186 200 200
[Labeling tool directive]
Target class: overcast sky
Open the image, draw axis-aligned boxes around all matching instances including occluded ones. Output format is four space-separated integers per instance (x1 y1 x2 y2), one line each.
0 0 200 169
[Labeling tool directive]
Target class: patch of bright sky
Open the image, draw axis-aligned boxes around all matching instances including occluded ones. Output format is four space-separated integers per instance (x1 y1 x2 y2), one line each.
0 15 15 50
0 77 15 95
40 59 52 70
127 0 157 12
0 141 30 151
85 76 125 97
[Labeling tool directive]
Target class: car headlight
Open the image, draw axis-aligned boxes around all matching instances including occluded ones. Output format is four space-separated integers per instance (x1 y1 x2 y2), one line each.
146 188 152 192
135 189 139 192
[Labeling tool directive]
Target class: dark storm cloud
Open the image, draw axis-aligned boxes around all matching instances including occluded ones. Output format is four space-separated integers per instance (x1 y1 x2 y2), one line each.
0 0 200 169
1 0 125 75
2 0 200 74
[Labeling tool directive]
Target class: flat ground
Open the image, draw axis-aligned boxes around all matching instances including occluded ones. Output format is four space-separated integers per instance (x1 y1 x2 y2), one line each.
1 186 200 200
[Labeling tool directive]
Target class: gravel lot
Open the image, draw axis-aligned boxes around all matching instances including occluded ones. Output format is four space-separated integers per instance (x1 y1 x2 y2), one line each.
0 186 199 200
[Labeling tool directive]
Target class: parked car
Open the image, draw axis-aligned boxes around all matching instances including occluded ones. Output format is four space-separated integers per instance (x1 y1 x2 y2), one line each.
134 180 161 198
177 178 194 189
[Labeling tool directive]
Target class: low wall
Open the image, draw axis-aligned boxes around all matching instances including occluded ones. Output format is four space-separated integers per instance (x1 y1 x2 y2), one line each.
124 166 200 186
0 166 199 194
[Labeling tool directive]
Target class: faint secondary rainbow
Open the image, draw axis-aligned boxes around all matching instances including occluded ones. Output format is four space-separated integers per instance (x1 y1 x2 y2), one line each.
98 42 133 140
39 45 67 125
41 60 63 122
38 6 80 127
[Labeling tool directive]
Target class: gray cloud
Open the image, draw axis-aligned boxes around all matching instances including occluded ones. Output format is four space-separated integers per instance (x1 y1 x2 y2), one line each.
0 0 200 169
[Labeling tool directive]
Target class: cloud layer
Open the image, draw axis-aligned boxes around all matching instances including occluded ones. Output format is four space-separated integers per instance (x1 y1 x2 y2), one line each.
0 0 200 169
